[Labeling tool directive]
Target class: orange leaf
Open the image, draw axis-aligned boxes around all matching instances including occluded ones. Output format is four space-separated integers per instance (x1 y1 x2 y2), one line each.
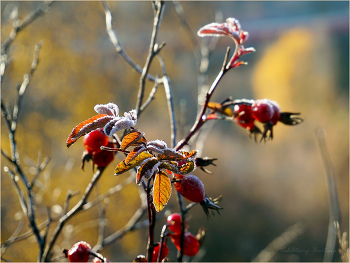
120 129 147 150
114 151 153 175
125 146 146 165
66 114 113 148
153 171 172 212
136 158 158 184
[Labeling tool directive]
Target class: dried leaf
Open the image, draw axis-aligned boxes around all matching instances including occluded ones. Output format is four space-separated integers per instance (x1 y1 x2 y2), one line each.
66 114 113 148
114 152 153 175
153 171 172 212
136 158 159 184
120 129 147 150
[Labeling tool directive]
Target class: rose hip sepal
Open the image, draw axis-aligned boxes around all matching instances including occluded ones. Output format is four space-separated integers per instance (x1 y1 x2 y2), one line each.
174 174 222 218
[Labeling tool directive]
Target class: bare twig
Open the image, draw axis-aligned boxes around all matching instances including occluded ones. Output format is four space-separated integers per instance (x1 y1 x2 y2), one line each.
82 172 134 211
139 77 160 116
101 1 156 82
1 219 50 248
157 55 177 148
95 204 147 251
174 47 231 151
135 1 165 114
315 128 340 262
42 168 106 261
1 1 53 53
1 221 24 256
252 222 306 262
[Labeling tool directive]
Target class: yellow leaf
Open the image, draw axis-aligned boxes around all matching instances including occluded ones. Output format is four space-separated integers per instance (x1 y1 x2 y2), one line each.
125 146 146 165
114 152 153 175
153 171 172 212
120 129 146 150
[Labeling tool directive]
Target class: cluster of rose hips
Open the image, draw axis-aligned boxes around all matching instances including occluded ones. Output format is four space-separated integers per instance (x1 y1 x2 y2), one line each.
63 241 109 262
208 98 303 142
132 213 202 262
81 128 115 170
232 98 303 141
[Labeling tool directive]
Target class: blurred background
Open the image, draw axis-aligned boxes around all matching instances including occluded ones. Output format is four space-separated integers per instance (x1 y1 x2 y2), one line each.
1 1 349 262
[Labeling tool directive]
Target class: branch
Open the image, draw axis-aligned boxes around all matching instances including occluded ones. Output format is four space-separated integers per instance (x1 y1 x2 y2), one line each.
135 1 165 114
42 168 106 261
138 77 160 116
315 128 340 262
157 55 177 148
174 47 231 151
1 1 53 54
101 1 156 82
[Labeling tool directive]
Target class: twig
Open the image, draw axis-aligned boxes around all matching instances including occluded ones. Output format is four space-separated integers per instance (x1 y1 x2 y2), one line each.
3 167 28 218
171 1 199 56
135 1 165 114
95 205 147 251
82 172 134 211
1 221 24 256
158 225 169 262
315 128 340 262
176 191 185 262
157 55 177 148
101 1 156 82
1 1 53 54
174 47 231 151
252 222 306 262
42 168 106 261
139 77 160 116
1 219 50 248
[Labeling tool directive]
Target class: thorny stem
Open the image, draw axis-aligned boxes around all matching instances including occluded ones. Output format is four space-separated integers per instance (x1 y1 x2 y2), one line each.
174 47 231 151
136 1 165 115
143 178 156 262
42 168 106 261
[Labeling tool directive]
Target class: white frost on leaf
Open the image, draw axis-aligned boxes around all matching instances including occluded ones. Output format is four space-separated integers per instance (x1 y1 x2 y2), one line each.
93 103 138 136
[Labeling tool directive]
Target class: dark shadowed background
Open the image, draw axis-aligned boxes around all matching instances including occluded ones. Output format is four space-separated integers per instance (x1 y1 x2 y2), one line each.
1 1 349 262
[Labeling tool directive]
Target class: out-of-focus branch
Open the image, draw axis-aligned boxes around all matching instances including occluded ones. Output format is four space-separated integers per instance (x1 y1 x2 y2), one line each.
252 221 306 262
139 78 160 114
1 221 24 256
171 1 199 57
174 47 231 151
82 172 134 211
157 55 177 148
135 1 165 114
42 168 106 261
315 128 340 262
1 1 53 54
101 1 156 82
